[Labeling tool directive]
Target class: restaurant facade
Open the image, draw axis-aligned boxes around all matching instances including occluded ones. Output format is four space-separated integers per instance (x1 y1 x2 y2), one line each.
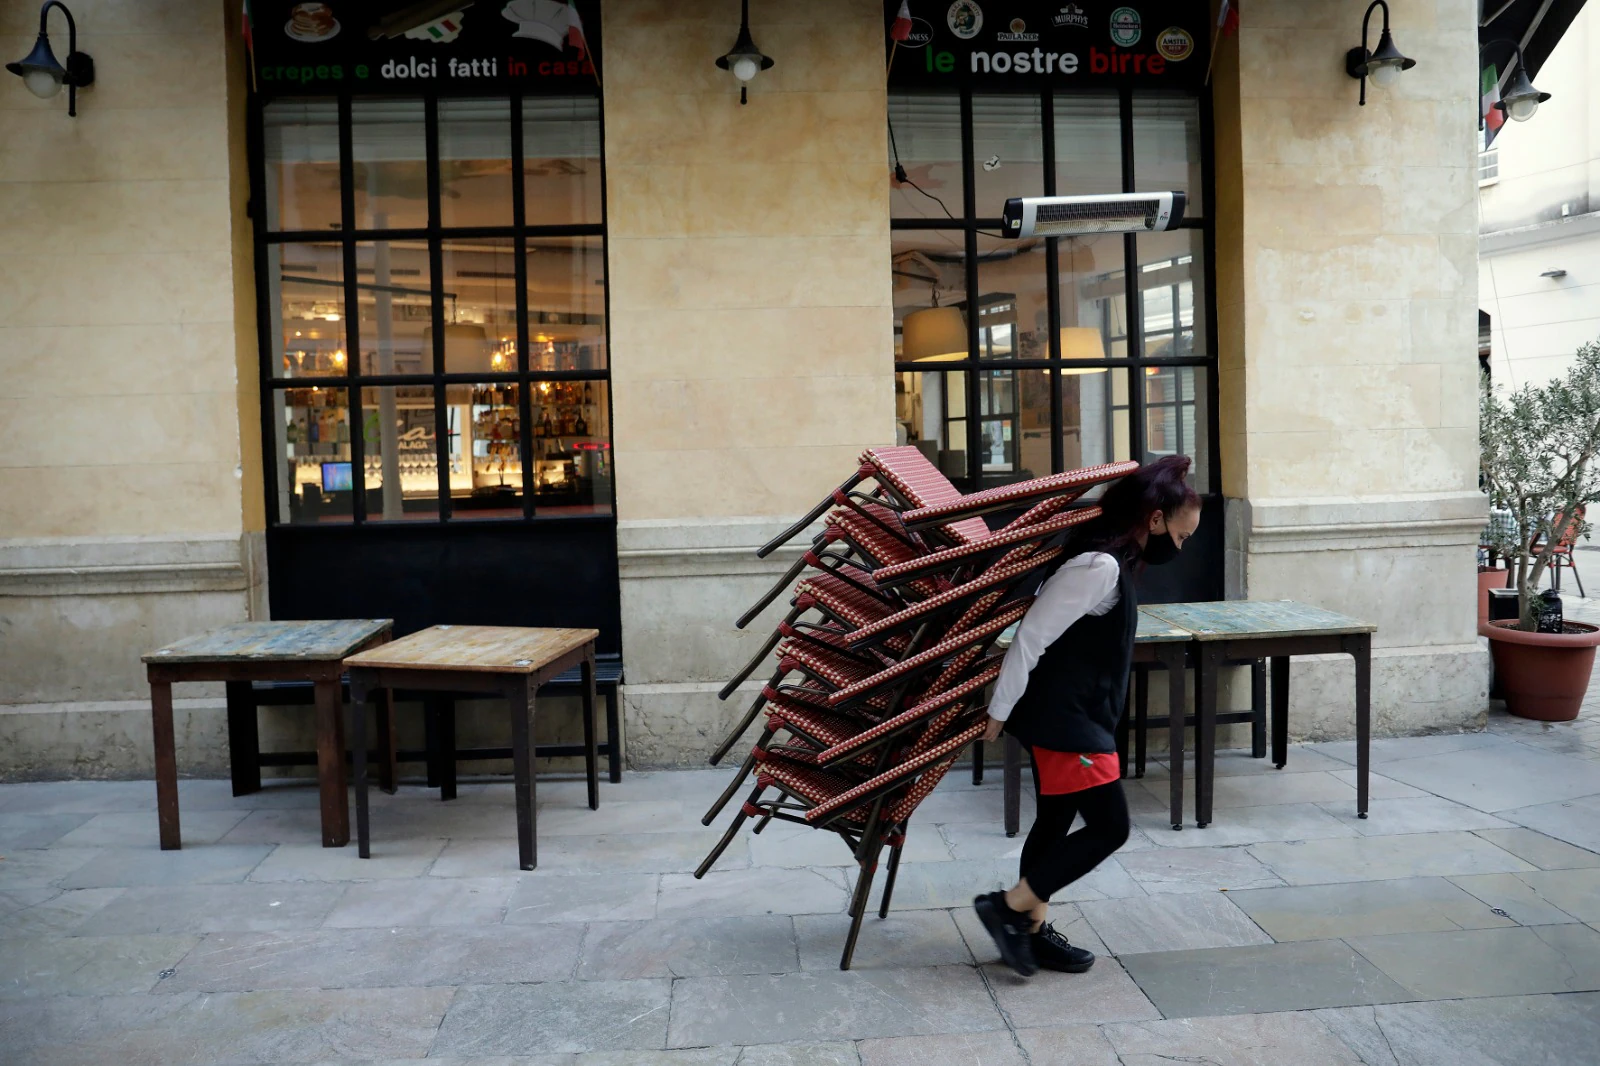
0 0 1488 775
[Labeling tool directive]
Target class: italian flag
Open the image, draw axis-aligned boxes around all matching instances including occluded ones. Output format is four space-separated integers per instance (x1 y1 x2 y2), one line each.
566 0 588 57
1481 63 1506 143
891 1 913 42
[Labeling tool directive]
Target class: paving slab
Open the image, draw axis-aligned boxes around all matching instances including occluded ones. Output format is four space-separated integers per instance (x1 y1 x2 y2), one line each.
216 808 336 845
0 987 454 1065
1317 796 1515 836
1246 831 1535 885
1500 793 1600 852
0 887 121 937
911 787 1034 825
1472 827 1600 870
1371 744 1600 812
157 924 583 992
666 966 1002 1046
1225 877 1515 941
73 881 347 935
1314 994 1600 1066
61 844 273 888
504 872 660 924
1119 939 1415 1017
0 933 197 999
538 831 752 874
1136 770 1356 810
0 781 157 814
1305 731 1511 766
1078 891 1274 955
952 899 1108 963
1149 747 1354 776
1012 1024 1124 1065
734 1044 860 1066
657 866 847 919
749 820 951 867
1348 923 1600 999
984 957 1163 1026
0 847 101 889
536 799 691 836
57 809 250 848
576 915 799 979
1134 802 1356 849
431 980 672 1056
1116 846 1284 894
0 813 90 850
1102 1012 1364 1065
323 875 517 927
1449 872 1585 926
794 908 971 971
1515 867 1600 922
173 778 325 810
1325 769 1433 800
247 837 446 881
858 1031 1029 1066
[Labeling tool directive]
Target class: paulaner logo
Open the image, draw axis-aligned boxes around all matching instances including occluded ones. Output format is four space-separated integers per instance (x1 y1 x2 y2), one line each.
997 17 1039 42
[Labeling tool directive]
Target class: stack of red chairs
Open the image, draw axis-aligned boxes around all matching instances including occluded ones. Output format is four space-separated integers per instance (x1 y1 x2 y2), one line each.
695 446 1137 969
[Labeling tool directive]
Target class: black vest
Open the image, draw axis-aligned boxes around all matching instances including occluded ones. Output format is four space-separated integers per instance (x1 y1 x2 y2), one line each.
1001 558 1138 754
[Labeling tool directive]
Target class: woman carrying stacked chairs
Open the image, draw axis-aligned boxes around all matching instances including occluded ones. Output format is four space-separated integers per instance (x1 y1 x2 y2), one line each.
695 444 1193 971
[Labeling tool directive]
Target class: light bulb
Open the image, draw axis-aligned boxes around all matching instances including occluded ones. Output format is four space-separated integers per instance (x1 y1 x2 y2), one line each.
732 55 760 82
23 69 62 99
1507 95 1540 122
1366 59 1403 89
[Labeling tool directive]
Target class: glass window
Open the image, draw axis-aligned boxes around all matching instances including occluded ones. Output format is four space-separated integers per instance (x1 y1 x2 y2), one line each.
270 242 346 379
276 385 352 523
528 237 607 371
971 95 1042 214
439 99 513 228
896 370 968 480
893 230 969 362
1054 92 1122 196
1144 364 1210 493
355 239 431 375
351 99 428 231
532 379 612 515
450 381 524 517
976 235 1046 361
1137 229 1206 359
361 384 440 521
889 93 963 221
524 97 603 226
1058 232 1126 368
441 238 518 374
1134 93 1204 216
263 99 340 232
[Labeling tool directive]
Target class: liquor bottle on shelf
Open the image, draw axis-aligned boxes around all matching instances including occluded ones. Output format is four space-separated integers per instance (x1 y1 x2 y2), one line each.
582 381 594 405
574 409 588 436
540 409 556 438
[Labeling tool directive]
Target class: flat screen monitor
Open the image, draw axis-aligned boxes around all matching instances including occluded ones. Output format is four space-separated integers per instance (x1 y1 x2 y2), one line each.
321 461 353 493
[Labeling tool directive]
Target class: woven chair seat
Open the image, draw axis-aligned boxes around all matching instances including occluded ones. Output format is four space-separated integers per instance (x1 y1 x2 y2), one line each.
766 698 871 751
825 599 1030 707
871 507 1099 586
818 660 1002 764
806 720 986 823
861 446 994 545
899 461 1139 528
846 546 1061 647
796 569 898 626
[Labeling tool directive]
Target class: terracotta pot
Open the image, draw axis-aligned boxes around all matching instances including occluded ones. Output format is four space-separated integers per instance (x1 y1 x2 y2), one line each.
1484 620 1600 721
1478 566 1510 626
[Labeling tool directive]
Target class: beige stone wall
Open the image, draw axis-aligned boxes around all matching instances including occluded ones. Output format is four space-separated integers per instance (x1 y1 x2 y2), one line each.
1213 0 1488 735
603 0 896 522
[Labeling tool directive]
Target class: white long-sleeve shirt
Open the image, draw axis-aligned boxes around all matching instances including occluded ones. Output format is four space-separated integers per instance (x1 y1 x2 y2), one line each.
987 551 1121 723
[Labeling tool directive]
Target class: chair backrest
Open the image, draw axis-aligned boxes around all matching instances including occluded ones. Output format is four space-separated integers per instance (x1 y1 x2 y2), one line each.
863 446 994 545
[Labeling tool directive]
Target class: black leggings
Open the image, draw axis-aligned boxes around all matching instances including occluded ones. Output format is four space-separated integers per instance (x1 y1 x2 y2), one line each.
1018 754 1131 902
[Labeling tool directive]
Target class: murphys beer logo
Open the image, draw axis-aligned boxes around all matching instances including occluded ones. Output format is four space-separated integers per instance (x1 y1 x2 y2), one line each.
947 0 983 39
1052 3 1089 29
1156 26 1194 61
1109 6 1142 47
997 17 1039 42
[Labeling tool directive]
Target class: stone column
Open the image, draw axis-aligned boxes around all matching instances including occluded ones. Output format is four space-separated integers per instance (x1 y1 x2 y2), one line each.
602 1 896 764
1211 0 1488 737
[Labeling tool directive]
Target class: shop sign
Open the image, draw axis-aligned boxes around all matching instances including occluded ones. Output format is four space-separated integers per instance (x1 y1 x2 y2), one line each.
886 0 1207 87
249 0 600 95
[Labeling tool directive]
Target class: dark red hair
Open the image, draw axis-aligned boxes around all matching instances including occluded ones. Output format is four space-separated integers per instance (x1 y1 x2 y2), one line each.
1069 455 1201 564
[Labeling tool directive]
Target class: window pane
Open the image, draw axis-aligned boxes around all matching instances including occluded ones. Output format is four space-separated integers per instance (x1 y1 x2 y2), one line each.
1136 229 1206 359
1144 365 1210 493
980 368 1051 488
1054 92 1122 196
1058 233 1126 371
355 240 432 375
889 92 963 221
976 238 1046 361
893 230 969 364
263 99 340 232
361 384 440 521
524 96 603 226
439 99 512 228
351 99 427 231
275 385 352 524
449 382 524 518
1133 93 1203 216
441 239 518 374
532 379 613 515
270 242 346 379
971 95 1042 215
528 236 607 370
896 370 967 480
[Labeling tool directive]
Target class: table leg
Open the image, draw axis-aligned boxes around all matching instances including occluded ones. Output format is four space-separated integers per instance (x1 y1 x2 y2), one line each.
1134 665 1150 778
1250 659 1268 759
426 697 458 802
510 679 537 871
972 739 985 786
313 678 350 848
350 677 371 860
1348 634 1372 818
582 651 599 811
606 684 623 784
224 681 261 797
1164 645 1186 831
1003 734 1021 838
150 679 181 850
375 687 397 795
1114 692 1129 780
424 697 442 789
1196 644 1221 829
1270 656 1290 769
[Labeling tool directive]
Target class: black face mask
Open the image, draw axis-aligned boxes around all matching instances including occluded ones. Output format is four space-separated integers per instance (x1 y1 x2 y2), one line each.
1140 530 1181 566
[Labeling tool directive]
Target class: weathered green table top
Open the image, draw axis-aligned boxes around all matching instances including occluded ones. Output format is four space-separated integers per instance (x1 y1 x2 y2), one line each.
143 620 393 664
1135 608 1192 643
1141 600 1375 641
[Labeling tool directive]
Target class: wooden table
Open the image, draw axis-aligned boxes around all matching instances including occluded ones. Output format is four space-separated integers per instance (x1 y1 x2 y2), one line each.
143 619 393 850
1142 600 1375 828
1002 609 1192 836
344 625 600 870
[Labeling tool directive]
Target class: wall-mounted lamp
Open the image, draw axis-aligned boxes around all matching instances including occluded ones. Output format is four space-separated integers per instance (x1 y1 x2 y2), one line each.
1345 0 1415 106
6 1 94 117
716 0 773 105
1481 38 1551 123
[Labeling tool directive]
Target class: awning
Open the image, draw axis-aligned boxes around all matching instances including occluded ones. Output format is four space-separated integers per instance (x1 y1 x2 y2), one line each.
1480 0 1588 84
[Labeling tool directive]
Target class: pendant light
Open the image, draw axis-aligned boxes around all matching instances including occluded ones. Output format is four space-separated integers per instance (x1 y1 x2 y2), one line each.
1058 327 1108 375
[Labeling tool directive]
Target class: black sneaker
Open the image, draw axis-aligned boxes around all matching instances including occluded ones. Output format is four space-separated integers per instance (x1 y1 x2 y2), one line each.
973 891 1037 977
1030 921 1095 973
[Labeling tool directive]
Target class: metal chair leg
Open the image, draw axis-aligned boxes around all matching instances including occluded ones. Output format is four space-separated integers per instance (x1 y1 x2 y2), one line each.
703 737 769 825
877 842 903 919
840 843 883 970
719 612 795 700
736 555 809 630
708 668 781 765
695 786 763 879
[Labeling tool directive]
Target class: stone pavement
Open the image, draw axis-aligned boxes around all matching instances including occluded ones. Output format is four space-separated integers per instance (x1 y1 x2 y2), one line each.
4 718 1600 1066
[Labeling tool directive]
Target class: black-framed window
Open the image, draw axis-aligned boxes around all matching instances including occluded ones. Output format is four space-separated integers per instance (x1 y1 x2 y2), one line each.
255 93 611 526
889 88 1217 496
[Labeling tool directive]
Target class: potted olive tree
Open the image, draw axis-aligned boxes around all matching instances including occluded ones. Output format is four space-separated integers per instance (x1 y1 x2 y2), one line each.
1480 339 1600 720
